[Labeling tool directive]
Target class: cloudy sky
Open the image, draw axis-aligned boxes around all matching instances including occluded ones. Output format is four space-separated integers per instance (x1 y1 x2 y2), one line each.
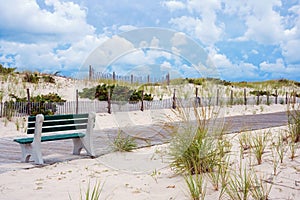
0 0 300 81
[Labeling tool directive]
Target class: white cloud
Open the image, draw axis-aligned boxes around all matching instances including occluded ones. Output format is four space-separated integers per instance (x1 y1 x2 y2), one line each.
160 61 172 71
260 58 285 73
150 37 160 48
0 0 95 42
251 49 259 54
187 0 221 14
118 25 137 32
0 34 108 74
171 32 187 46
162 1 186 12
259 58 300 79
282 39 300 63
227 1 285 44
170 16 223 45
168 0 224 45
208 48 260 80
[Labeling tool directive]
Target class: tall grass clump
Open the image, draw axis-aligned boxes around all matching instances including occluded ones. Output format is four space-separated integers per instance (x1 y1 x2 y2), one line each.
224 166 252 200
287 104 300 160
250 173 273 200
184 171 206 200
251 131 269 165
287 104 300 143
79 181 102 200
168 103 227 175
112 130 137 152
273 132 287 163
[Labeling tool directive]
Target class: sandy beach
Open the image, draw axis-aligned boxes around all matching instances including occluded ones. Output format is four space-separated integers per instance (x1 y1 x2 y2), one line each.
0 102 299 199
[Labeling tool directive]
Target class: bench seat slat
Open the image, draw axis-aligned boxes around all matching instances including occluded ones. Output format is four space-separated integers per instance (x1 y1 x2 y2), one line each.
28 113 89 122
27 124 88 134
13 133 85 144
27 119 88 128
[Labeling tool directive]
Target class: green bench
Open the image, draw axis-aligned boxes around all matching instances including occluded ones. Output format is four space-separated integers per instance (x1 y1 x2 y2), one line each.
13 112 96 164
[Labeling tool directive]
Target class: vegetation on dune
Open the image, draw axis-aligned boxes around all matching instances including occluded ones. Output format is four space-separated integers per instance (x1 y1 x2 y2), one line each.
22 71 56 84
79 84 153 102
23 71 40 84
7 93 66 116
112 130 137 152
42 75 56 84
168 105 229 174
232 78 300 89
0 64 16 75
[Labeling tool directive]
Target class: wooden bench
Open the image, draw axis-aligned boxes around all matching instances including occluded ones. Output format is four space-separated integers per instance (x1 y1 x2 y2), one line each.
13 112 96 164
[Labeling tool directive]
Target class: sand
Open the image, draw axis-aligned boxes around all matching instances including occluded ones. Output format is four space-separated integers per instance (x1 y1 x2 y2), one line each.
0 103 299 199
0 76 299 199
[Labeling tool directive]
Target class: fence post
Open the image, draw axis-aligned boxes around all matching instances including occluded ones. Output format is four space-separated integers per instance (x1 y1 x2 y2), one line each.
256 94 260 105
293 90 296 104
216 88 219 106
195 87 201 106
107 88 111 114
76 89 79 114
140 90 144 111
166 73 170 85
131 74 133 84
113 72 116 82
244 88 247 105
0 102 2 118
230 89 233 105
275 89 278 104
286 92 288 104
89 65 92 81
267 91 270 105
27 88 31 115
172 89 176 109
147 75 150 83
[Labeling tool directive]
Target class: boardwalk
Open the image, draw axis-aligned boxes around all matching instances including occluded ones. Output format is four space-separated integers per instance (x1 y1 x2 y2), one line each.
0 111 288 173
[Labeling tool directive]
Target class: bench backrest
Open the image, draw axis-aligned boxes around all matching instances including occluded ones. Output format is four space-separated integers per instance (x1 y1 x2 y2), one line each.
27 113 89 134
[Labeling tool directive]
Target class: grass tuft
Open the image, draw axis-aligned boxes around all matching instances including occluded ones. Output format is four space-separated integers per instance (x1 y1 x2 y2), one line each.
112 130 137 152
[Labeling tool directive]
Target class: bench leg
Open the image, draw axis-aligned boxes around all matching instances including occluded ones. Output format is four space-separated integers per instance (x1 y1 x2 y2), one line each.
72 138 95 158
72 138 83 155
19 143 44 164
32 142 44 165
19 143 33 163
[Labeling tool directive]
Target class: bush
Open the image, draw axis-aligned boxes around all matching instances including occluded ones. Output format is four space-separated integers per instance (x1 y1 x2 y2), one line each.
42 75 55 83
129 90 153 102
80 84 153 102
250 90 275 96
187 78 205 85
8 93 66 116
23 72 40 84
0 64 16 75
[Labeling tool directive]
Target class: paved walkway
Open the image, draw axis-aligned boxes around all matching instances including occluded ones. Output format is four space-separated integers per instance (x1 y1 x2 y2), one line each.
0 111 288 173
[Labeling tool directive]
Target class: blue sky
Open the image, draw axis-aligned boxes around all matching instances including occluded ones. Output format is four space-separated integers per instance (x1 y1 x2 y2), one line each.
0 0 300 81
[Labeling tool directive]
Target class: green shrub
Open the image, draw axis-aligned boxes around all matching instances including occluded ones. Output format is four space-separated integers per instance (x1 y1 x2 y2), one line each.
42 75 56 83
9 93 66 116
0 64 16 75
23 72 40 84
129 90 153 102
187 78 205 85
80 84 153 102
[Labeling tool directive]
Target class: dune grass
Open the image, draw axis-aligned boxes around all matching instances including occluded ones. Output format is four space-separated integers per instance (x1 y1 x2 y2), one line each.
112 129 137 152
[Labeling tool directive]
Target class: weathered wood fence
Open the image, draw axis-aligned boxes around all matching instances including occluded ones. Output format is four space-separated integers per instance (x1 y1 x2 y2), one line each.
0 91 298 118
